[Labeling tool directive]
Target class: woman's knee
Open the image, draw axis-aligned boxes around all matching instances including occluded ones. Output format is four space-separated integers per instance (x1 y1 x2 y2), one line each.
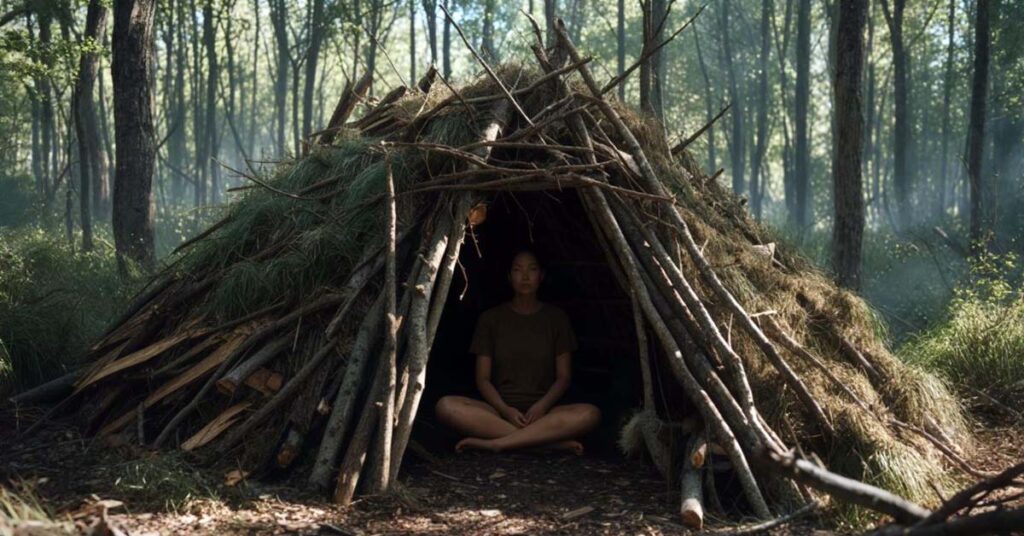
579 403 601 427
435 395 461 422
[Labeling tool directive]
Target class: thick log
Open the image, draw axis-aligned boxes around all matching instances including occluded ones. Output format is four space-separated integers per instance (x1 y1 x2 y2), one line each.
320 70 373 145
10 370 78 405
680 435 705 529
217 338 289 395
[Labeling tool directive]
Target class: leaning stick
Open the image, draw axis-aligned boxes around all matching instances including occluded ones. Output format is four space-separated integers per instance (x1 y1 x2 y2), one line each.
757 448 931 524
334 353 387 505
366 157 399 494
631 293 655 411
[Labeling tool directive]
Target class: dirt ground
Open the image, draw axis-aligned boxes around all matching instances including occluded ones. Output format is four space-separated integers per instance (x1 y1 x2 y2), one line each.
1 407 1021 536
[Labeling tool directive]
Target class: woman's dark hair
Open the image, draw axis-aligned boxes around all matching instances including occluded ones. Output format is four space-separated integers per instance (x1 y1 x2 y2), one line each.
508 249 544 274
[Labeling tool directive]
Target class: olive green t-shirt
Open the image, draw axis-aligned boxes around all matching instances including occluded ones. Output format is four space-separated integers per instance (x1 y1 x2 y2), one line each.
469 303 578 410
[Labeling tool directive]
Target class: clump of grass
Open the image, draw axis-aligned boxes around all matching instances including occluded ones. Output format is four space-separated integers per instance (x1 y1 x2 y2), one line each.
111 453 220 512
0 483 74 534
900 251 1024 404
0 228 137 398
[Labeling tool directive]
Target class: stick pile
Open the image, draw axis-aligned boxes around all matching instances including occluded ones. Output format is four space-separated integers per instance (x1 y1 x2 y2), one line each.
31 18 983 526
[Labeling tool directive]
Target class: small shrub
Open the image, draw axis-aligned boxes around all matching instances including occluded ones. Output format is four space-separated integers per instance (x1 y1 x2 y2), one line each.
900 252 1024 404
0 228 137 398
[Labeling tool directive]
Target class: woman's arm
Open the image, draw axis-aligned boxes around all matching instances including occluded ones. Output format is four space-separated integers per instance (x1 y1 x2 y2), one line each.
475 354 527 427
524 352 572 424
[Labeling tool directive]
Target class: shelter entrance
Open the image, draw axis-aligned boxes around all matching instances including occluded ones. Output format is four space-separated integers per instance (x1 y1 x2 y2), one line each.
420 189 645 455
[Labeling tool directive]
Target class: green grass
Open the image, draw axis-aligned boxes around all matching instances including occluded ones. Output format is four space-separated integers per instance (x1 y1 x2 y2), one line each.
0 227 137 398
0 483 73 535
900 252 1024 404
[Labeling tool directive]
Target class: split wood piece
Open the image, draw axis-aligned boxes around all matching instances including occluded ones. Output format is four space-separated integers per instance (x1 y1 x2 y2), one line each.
75 323 209 391
99 331 251 436
217 337 290 395
181 402 252 451
680 435 705 529
689 433 709 469
94 275 175 346
320 70 374 145
152 334 223 377
757 448 931 524
242 368 284 397
309 294 386 490
366 156 399 494
277 428 304 468
578 187 770 519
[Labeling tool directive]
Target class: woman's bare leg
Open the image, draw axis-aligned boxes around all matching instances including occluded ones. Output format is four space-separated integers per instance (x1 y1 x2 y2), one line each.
435 396 517 438
456 404 600 454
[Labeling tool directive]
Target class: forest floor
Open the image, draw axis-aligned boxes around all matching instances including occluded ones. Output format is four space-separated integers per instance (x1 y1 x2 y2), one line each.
1 408 1021 535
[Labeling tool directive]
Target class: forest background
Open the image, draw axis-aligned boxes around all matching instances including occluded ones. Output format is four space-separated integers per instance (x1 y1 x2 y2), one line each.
0 0 1022 419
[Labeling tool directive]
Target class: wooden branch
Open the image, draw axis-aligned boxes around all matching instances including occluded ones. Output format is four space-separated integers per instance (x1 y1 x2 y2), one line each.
366 157 399 494
757 448 931 524
216 337 289 395
320 70 374 145
671 104 731 156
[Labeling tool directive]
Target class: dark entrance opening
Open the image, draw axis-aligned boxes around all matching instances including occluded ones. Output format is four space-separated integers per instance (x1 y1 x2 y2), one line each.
420 189 645 455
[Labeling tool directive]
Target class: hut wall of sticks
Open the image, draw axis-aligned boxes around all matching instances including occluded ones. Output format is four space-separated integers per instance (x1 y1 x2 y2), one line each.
42 20 974 527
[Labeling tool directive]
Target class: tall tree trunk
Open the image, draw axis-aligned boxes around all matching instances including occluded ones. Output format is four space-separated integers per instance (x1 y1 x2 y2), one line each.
269 0 289 156
773 0 795 220
863 0 876 221
880 0 911 230
303 0 325 144
694 28 716 174
97 51 113 215
616 0 625 101
832 0 867 289
937 0 954 220
441 0 451 78
74 0 109 252
793 0 810 229
544 0 556 45
967 0 990 249
112 0 157 272
750 0 771 218
719 0 744 196
651 0 666 121
247 0 260 159
482 0 495 61
38 9 54 201
422 0 437 67
409 0 416 82
202 0 219 204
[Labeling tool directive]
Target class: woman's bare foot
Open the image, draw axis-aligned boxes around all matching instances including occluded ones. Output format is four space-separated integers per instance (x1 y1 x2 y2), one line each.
455 437 500 453
551 439 584 455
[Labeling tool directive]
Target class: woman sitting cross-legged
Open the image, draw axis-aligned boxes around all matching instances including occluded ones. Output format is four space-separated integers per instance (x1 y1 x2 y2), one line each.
435 250 601 454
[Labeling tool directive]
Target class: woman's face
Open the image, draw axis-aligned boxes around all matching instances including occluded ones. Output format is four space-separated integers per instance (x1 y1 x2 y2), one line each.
509 252 543 296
